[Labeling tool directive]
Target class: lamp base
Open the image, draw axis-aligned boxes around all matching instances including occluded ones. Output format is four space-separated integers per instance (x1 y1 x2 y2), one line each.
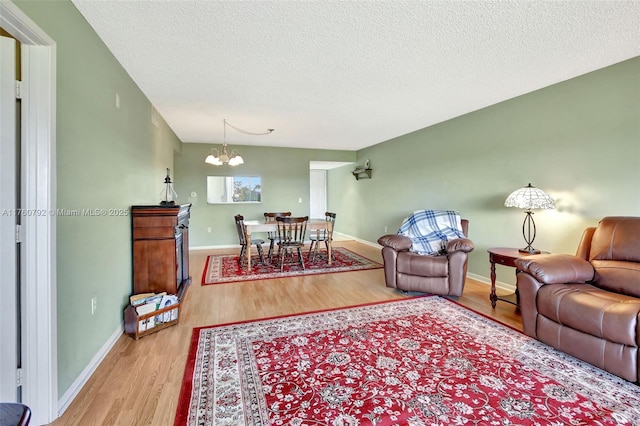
519 247 541 254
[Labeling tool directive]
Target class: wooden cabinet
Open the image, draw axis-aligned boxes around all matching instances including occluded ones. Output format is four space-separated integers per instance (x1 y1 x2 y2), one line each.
131 204 191 300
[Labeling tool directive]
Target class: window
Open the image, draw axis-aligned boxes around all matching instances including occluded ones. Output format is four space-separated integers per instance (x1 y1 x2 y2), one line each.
206 176 262 204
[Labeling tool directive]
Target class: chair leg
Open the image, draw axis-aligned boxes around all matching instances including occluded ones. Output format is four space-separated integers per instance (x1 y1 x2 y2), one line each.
268 239 275 262
308 239 314 261
297 246 306 270
324 240 334 260
279 248 286 272
256 243 265 264
311 239 321 262
238 245 246 266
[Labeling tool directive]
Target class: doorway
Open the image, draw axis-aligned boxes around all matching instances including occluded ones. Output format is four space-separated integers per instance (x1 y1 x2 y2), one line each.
309 169 327 219
0 31 19 404
0 3 57 424
309 161 352 219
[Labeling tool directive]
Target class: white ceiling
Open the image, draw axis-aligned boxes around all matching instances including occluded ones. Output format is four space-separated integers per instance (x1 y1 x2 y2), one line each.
71 0 640 151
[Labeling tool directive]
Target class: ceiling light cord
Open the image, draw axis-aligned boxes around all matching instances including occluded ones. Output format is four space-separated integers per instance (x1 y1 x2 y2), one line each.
224 119 274 136
205 119 274 166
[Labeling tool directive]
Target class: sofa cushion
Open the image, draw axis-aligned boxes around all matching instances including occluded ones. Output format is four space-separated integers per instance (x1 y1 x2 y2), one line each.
397 251 448 277
590 216 640 262
536 315 638 382
592 260 640 298
537 283 640 347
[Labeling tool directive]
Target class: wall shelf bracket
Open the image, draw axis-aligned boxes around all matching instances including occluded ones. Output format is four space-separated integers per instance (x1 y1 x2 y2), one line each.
352 168 372 180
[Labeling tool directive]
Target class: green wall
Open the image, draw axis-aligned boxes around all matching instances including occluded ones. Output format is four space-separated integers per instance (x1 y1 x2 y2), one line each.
11 0 640 406
329 57 640 283
15 0 182 396
174 144 354 246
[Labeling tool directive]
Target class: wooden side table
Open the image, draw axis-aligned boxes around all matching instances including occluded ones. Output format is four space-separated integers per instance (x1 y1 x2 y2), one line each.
488 247 548 308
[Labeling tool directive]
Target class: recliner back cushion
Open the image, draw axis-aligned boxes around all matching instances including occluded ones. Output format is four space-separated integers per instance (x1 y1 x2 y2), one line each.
591 260 640 297
589 217 640 296
590 217 640 262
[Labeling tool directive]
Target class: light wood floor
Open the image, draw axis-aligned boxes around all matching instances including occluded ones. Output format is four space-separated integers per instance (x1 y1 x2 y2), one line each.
49 240 522 426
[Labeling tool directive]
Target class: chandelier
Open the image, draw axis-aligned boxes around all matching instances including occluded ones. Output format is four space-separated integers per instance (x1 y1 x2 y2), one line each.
205 119 274 166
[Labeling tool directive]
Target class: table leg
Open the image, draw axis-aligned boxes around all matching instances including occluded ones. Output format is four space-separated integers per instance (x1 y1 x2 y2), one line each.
490 259 497 308
327 222 333 265
246 230 252 271
514 269 521 306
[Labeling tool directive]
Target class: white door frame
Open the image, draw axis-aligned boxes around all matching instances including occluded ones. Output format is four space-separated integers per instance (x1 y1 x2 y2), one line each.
0 33 18 404
0 2 57 424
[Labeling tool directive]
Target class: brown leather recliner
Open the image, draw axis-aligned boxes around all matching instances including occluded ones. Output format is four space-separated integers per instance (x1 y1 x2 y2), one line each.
377 220 474 296
515 216 640 383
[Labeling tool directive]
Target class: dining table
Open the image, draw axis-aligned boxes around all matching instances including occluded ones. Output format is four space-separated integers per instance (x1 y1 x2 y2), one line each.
242 219 334 271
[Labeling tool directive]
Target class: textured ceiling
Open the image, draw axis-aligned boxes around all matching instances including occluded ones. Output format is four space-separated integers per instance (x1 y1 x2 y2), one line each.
71 0 640 151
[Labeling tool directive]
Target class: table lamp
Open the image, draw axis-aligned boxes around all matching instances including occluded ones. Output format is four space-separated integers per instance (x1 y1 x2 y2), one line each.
504 183 555 253
160 168 178 205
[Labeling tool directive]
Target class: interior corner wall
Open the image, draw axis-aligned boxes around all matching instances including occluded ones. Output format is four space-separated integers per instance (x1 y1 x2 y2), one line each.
173 143 354 247
329 57 640 284
14 0 182 397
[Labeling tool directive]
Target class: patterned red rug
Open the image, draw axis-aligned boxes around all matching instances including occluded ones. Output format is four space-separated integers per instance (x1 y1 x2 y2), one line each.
175 297 640 425
201 247 383 285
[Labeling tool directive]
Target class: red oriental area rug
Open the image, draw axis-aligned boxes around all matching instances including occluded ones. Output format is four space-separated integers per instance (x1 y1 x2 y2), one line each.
201 247 382 285
175 297 640 425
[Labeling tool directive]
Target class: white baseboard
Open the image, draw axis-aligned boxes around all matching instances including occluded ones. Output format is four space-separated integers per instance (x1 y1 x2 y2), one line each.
191 235 511 291
192 232 376 252
57 322 124 416
333 232 381 249
335 232 514 291
191 235 373 251
190 244 239 251
467 272 515 292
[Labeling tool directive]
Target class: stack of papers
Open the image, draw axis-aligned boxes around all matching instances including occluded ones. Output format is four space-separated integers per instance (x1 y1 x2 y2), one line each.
130 292 166 307
131 292 179 333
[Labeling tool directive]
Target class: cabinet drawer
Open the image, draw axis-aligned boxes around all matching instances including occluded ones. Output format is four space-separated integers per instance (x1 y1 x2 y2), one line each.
491 255 517 268
133 226 176 239
133 216 177 228
133 216 177 239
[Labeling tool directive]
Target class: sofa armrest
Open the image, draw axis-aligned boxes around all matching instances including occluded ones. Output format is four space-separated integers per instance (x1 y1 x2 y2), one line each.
446 238 474 254
377 234 412 251
516 272 545 338
514 254 595 284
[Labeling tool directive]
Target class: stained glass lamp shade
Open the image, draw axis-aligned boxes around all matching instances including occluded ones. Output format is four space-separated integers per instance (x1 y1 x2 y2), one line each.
504 183 555 253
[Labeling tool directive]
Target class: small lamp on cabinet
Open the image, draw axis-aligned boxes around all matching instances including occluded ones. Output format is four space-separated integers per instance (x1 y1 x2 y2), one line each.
160 168 178 205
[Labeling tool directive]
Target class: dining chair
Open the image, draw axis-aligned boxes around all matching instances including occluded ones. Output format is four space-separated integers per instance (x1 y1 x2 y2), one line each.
309 212 337 262
234 214 266 267
263 212 291 262
275 216 308 272
0 402 31 426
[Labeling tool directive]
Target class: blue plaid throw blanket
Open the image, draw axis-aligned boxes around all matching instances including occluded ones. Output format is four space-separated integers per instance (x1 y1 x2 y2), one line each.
398 210 465 255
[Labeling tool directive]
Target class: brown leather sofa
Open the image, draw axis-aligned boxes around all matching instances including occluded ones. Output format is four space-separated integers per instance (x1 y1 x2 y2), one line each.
515 216 640 382
377 220 474 296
